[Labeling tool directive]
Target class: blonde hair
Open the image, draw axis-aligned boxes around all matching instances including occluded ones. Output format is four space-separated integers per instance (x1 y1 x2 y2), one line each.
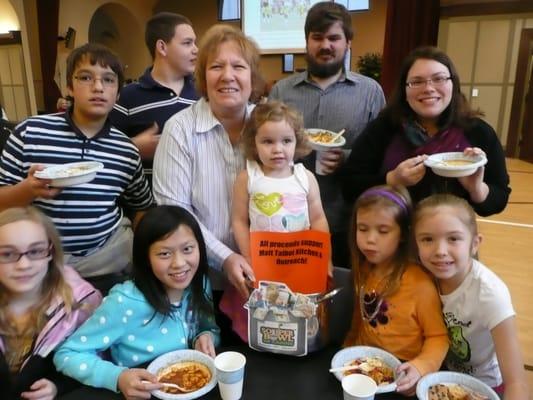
413 193 478 239
194 24 265 102
241 100 311 162
0 207 73 338
348 185 412 335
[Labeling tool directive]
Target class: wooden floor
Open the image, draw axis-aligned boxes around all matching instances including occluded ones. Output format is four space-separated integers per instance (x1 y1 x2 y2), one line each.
477 158 533 389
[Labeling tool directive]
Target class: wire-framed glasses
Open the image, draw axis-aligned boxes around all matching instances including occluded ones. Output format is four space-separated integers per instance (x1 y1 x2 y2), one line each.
74 73 118 87
406 75 452 89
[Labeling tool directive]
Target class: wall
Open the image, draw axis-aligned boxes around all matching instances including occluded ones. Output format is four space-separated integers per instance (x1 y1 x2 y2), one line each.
3 0 37 117
0 0 19 32
154 0 388 84
58 0 156 83
439 13 533 147
4 0 386 118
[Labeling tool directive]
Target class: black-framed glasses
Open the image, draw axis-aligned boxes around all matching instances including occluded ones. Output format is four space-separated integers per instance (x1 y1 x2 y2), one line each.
406 76 452 89
74 73 118 87
0 245 52 263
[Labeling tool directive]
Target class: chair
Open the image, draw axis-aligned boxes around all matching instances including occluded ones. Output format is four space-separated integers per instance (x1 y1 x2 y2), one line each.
327 266 354 345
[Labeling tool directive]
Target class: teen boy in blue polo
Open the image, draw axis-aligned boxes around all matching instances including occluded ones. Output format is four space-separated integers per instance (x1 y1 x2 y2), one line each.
110 12 198 164
0 43 153 293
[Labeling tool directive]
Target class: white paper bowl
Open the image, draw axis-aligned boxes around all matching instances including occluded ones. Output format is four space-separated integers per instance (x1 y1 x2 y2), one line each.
34 161 104 187
146 349 217 400
305 128 346 151
331 346 401 393
416 371 499 400
424 152 487 178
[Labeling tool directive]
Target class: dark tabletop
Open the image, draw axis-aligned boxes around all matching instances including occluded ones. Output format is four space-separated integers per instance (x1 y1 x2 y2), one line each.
57 345 410 400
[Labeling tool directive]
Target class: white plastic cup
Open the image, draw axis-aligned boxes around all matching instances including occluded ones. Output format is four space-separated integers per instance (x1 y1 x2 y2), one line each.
316 151 326 175
214 351 246 400
341 374 378 400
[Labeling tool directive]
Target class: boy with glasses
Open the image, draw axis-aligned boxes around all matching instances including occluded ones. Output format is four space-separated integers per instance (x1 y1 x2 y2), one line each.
0 43 154 294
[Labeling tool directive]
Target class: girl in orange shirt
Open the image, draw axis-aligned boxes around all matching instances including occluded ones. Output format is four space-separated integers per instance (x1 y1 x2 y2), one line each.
344 185 448 396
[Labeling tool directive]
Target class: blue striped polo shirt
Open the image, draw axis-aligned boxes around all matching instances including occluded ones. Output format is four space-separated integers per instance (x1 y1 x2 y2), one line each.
110 68 198 168
0 112 154 255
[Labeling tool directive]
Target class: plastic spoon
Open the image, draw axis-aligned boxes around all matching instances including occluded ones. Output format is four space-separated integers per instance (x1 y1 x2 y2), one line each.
316 287 343 303
329 364 361 373
142 380 195 393
328 128 345 144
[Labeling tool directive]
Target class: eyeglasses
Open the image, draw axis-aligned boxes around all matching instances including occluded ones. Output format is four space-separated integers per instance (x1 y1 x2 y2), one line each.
405 75 452 89
0 246 52 264
74 73 118 87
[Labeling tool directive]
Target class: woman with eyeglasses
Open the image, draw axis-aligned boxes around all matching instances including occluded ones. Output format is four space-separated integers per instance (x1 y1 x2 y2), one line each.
341 46 510 216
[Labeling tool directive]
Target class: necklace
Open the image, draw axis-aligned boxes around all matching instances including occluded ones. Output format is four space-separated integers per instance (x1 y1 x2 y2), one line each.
359 286 384 321
359 273 391 325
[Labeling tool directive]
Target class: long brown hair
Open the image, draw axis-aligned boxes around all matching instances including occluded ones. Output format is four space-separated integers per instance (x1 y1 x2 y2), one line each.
348 186 412 335
0 207 73 338
384 46 482 130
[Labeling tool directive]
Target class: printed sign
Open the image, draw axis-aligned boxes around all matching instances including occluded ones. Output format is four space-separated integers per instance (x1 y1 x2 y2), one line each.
250 230 330 293
247 281 313 356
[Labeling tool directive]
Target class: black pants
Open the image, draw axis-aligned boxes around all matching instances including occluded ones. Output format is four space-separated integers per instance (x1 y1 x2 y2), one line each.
212 290 246 347
331 230 352 269
84 271 128 296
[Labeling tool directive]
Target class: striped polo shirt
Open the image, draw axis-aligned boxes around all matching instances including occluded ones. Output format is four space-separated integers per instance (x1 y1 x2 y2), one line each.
0 112 153 255
110 68 198 169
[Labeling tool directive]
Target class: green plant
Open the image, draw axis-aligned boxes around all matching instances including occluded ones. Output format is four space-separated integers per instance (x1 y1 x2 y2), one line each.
356 52 382 82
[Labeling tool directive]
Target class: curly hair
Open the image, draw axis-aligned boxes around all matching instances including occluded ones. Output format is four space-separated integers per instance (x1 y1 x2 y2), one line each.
241 100 311 163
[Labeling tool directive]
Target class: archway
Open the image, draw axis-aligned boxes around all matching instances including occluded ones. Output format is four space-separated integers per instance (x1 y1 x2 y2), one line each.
88 3 145 80
1 0 33 121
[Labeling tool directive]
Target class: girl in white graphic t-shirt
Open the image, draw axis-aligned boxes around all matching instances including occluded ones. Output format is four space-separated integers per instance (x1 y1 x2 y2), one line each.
414 194 528 399
222 101 332 341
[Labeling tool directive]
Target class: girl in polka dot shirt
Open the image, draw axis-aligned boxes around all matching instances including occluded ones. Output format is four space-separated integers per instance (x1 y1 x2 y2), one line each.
0 207 101 400
54 206 220 398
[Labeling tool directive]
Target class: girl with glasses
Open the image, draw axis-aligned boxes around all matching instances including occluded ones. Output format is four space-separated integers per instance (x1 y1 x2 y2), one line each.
0 206 102 400
342 46 510 217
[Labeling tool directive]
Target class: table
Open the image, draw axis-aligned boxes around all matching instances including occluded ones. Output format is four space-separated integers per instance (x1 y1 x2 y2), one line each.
57 345 409 400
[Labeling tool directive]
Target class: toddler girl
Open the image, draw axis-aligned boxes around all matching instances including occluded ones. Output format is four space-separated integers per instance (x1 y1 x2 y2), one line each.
54 205 220 398
232 100 329 260
0 206 101 399
344 185 448 396
224 101 331 341
413 194 528 398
